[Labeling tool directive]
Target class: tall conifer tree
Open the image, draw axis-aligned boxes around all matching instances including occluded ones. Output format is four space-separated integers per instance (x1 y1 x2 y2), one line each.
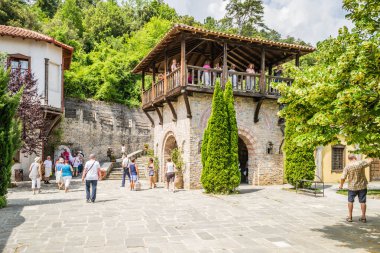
224 81 240 188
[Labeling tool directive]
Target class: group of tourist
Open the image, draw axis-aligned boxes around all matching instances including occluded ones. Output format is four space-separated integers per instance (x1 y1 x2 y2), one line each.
120 155 177 192
167 58 283 89
28 151 100 203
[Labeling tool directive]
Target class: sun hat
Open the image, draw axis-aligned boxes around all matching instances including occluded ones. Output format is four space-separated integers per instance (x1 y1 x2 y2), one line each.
34 157 41 163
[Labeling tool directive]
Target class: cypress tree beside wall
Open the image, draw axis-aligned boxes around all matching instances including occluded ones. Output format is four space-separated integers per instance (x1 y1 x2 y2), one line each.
224 81 240 189
201 80 240 194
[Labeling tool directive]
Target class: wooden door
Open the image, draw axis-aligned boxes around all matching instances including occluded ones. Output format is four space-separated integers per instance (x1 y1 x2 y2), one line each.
370 158 380 181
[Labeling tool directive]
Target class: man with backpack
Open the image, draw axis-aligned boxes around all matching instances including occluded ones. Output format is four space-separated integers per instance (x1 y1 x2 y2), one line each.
121 155 131 187
82 154 101 203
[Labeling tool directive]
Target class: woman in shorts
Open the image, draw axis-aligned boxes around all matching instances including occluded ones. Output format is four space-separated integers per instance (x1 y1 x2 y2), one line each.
148 158 156 189
62 159 74 193
128 158 139 191
165 158 176 192
55 158 64 190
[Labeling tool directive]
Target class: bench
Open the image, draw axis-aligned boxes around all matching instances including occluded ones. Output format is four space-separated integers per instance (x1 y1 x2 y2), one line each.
296 175 324 197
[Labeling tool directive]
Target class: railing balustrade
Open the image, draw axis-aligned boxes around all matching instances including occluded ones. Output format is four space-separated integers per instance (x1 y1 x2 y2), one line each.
167 68 181 91
141 65 293 106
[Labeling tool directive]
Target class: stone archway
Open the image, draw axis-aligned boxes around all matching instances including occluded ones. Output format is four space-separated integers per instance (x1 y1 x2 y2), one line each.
161 132 178 181
238 127 256 185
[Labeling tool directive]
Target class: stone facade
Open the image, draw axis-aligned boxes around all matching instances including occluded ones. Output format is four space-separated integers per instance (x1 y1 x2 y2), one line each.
59 98 152 162
148 93 284 189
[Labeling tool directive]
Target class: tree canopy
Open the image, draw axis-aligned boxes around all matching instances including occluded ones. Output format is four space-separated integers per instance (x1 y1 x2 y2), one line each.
0 0 308 105
278 0 380 186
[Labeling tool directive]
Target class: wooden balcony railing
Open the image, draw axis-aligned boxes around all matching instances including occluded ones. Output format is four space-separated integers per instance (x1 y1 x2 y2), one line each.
141 65 293 106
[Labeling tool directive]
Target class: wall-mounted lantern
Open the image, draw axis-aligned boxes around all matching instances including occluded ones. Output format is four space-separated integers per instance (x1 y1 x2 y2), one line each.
267 141 274 154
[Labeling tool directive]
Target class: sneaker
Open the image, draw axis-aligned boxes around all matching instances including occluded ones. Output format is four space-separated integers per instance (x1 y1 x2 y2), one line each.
86 199 91 203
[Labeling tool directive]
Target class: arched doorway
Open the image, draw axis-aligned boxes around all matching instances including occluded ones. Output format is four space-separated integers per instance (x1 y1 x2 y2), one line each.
162 134 178 181
238 137 249 184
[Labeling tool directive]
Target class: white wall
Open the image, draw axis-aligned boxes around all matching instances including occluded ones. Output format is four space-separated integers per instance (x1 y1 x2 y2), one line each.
0 36 63 109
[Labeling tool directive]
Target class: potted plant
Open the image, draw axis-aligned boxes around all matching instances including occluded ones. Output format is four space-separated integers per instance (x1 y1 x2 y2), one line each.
171 148 184 189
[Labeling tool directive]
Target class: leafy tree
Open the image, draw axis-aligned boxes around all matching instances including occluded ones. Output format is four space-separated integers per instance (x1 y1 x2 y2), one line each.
224 81 240 188
82 0 133 51
278 0 380 186
8 69 46 155
224 0 266 35
35 0 59 18
0 57 21 208
0 0 41 30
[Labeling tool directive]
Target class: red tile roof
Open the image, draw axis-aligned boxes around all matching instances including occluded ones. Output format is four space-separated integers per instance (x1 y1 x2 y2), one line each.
0 25 74 52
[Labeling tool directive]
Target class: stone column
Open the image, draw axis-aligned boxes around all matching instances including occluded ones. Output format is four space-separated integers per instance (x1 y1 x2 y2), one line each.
315 146 323 179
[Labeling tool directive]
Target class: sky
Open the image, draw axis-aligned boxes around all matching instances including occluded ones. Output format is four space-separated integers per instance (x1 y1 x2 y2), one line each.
162 0 354 45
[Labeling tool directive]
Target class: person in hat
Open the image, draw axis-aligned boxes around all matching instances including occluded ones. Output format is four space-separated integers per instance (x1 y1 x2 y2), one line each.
28 157 43 194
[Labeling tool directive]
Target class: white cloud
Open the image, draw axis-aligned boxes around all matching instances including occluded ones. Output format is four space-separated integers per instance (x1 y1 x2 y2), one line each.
163 0 353 45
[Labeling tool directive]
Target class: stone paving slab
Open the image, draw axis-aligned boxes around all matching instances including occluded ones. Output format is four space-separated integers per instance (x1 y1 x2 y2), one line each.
1 180 380 253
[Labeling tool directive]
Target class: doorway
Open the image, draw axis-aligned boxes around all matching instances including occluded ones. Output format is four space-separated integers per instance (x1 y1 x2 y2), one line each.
238 137 248 184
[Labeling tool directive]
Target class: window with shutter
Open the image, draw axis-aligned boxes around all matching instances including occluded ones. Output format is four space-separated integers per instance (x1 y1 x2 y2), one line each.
332 145 345 172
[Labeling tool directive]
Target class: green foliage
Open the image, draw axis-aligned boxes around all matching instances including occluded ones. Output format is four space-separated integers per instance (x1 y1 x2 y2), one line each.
171 148 184 174
224 81 240 189
35 0 59 18
0 61 22 203
0 196 6 209
0 0 41 30
277 0 380 186
201 81 239 194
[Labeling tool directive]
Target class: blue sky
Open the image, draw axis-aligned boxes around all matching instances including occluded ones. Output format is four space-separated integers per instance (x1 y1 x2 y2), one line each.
163 0 354 45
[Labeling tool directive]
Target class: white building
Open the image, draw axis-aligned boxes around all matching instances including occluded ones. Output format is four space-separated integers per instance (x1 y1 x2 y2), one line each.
0 25 73 178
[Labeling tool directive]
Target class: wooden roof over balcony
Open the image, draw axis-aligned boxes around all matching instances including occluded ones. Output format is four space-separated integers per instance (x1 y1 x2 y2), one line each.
132 24 315 74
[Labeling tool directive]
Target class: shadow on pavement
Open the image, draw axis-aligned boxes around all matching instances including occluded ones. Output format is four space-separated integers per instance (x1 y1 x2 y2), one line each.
0 198 76 252
311 214 380 252
238 188 263 194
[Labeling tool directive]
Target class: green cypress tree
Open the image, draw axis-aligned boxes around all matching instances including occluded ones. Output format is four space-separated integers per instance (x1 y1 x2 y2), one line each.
201 80 231 193
224 81 240 189
0 65 21 208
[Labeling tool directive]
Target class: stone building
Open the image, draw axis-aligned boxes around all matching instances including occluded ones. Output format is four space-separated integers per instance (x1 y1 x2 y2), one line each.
132 24 315 189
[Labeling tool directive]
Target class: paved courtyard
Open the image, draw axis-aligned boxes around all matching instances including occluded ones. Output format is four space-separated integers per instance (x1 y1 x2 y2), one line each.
1 180 379 253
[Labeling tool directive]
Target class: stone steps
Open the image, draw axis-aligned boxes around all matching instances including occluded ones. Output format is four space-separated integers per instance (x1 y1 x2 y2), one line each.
107 155 151 180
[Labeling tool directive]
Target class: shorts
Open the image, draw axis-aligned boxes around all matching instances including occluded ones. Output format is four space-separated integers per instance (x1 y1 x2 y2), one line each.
130 174 138 182
149 170 154 177
55 171 62 183
73 167 78 173
63 176 72 188
166 172 175 182
348 189 367 203
78 164 83 173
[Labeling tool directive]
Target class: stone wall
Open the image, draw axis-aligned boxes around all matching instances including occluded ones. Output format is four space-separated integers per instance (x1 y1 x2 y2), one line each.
60 98 152 162
150 92 284 189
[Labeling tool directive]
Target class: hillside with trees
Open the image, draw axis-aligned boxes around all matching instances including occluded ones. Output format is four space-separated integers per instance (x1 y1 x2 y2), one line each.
0 0 308 106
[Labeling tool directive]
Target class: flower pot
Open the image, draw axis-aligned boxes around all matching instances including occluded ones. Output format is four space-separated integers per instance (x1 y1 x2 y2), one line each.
174 174 184 189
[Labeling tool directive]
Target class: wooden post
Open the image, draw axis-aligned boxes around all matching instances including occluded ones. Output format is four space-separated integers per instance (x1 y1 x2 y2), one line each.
44 58 49 105
181 34 186 86
164 50 168 94
268 65 273 76
222 42 228 86
260 48 266 93
210 41 215 67
152 62 156 84
295 54 300 67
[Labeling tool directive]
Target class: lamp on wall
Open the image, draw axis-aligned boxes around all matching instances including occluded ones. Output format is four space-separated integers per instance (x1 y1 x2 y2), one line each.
267 141 274 154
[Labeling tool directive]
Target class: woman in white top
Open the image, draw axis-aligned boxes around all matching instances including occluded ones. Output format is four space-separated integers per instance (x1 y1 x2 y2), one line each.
29 157 42 195
246 63 255 90
165 158 176 192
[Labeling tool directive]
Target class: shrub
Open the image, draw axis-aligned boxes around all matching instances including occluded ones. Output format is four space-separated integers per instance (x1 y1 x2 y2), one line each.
0 196 7 209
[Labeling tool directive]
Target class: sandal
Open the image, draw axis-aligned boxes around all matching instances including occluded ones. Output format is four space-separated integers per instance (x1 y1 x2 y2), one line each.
359 218 367 223
346 217 353 222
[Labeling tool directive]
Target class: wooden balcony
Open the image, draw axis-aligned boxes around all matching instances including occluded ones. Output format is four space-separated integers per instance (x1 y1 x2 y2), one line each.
142 65 293 110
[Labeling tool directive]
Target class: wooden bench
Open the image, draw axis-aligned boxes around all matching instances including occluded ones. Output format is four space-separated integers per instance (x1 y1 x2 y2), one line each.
296 175 325 197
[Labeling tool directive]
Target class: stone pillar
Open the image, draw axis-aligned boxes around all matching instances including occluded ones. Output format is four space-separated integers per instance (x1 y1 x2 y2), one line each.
315 146 323 179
